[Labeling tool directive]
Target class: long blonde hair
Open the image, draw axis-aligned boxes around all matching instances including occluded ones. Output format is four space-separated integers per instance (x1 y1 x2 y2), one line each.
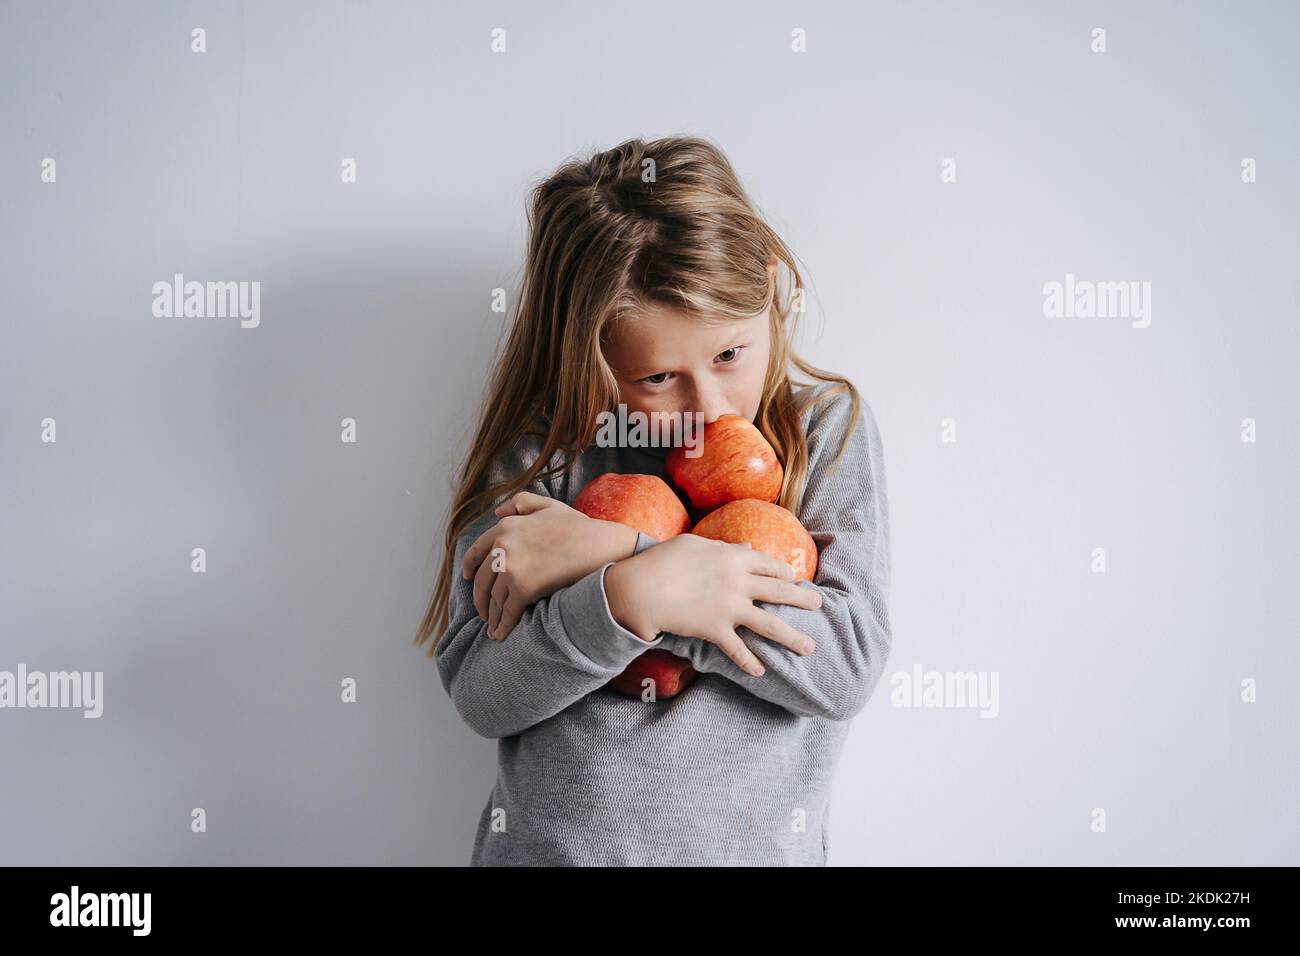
414 135 860 655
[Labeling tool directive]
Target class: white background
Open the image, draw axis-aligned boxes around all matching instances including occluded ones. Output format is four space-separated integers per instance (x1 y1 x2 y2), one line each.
2 0 1296 864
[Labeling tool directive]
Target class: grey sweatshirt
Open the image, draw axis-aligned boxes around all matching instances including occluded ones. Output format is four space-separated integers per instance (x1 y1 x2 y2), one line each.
435 382 892 865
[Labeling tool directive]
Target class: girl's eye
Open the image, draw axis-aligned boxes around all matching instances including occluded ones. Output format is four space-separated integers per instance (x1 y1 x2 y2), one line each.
638 348 743 386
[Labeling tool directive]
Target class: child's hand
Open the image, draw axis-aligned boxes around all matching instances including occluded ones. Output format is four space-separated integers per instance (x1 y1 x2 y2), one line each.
461 492 638 641
603 534 822 677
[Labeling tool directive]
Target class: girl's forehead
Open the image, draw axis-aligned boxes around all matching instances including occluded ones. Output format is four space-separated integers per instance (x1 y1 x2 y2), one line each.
604 308 767 371
611 307 754 346
615 300 763 337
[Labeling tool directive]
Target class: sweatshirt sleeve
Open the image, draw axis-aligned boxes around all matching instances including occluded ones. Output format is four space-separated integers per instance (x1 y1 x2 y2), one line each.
434 436 665 739
656 385 893 721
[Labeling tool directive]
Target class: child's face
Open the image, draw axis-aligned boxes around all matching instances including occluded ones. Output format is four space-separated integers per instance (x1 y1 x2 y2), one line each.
603 301 772 425
603 256 777 425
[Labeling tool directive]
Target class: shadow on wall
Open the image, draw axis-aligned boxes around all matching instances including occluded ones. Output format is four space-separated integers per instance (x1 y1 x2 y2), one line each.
216 236 518 865
14 235 516 866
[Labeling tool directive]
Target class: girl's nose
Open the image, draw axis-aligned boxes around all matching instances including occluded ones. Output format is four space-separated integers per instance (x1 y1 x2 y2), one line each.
694 393 734 425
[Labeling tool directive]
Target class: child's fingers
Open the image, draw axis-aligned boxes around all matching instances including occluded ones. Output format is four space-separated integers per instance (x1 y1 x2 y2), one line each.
509 491 553 515
705 628 766 677
492 491 551 524
494 498 520 518
749 577 822 611
742 549 796 581
494 598 525 642
462 528 496 579
472 558 497 620
737 606 815 656
488 575 511 636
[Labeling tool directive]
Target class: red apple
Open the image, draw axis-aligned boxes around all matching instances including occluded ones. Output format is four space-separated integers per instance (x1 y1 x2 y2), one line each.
691 498 818 582
666 414 783 513
573 473 690 541
608 649 697 699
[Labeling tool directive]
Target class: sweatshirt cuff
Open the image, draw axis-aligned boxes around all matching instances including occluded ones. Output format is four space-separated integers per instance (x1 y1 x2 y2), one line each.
633 532 660 555
555 562 664 669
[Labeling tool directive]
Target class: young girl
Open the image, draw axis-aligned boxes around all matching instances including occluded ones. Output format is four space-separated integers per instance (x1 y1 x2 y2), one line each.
414 136 892 866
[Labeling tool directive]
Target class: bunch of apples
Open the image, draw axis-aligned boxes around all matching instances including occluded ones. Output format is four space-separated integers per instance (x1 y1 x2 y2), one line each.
572 415 818 700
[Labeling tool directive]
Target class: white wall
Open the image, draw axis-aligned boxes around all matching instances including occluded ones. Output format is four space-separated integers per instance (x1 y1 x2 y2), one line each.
1 0 1295 865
